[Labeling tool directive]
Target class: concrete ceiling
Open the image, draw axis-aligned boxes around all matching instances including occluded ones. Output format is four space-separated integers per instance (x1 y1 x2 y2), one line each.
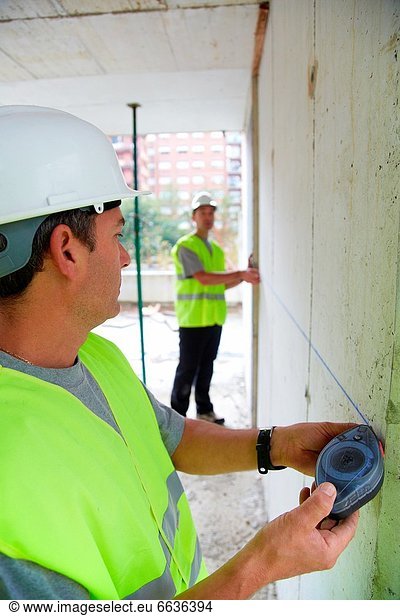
0 0 263 135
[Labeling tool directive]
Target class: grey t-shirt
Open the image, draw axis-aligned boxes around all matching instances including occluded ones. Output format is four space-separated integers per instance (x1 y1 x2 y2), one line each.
178 238 213 278
0 348 185 599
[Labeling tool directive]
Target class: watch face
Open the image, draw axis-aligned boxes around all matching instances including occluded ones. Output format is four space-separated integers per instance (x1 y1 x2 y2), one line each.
315 425 384 519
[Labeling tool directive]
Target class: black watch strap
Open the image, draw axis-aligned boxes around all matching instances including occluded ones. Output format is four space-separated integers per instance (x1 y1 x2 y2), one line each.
256 427 287 475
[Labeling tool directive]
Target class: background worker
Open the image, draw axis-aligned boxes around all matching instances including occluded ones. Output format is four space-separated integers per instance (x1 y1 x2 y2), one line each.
171 192 260 423
0 106 358 600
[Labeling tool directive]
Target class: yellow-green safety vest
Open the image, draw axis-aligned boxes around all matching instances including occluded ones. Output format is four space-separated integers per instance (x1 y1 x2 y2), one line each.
0 333 207 599
171 233 227 327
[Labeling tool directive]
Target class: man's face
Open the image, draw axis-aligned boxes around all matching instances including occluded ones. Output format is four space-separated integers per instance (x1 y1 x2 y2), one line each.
192 205 216 233
80 207 130 327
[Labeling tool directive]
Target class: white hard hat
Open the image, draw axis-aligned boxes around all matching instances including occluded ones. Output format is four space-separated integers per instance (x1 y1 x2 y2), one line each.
191 191 217 211
0 105 147 224
0 105 148 277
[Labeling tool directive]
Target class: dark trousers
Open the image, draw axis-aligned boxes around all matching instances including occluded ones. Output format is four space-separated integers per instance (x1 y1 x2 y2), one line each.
171 325 222 417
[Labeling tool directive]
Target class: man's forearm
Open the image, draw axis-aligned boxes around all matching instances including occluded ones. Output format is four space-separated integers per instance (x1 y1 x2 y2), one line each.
176 545 266 600
171 419 259 474
224 278 242 290
194 270 243 287
194 267 260 288
172 419 358 478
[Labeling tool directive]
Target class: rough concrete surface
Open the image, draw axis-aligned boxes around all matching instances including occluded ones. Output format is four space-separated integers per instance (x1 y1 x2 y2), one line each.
96 304 274 600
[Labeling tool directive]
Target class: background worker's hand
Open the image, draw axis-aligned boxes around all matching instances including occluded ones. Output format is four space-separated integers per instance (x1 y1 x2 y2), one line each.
243 482 359 587
240 267 261 285
270 422 358 476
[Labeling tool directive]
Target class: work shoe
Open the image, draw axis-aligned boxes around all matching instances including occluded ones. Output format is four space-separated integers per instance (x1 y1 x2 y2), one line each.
196 411 225 425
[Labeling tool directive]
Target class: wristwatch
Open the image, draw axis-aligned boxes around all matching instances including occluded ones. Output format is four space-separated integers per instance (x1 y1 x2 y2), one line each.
256 427 287 475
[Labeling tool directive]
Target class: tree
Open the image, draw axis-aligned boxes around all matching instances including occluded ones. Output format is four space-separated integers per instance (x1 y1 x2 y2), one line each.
120 193 240 270
120 194 184 269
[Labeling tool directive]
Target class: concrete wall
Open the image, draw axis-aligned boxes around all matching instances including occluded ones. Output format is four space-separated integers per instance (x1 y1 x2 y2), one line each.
256 0 399 599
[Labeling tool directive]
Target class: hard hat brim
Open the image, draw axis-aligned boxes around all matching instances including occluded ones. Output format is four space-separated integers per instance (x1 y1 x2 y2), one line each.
192 203 217 212
0 189 150 226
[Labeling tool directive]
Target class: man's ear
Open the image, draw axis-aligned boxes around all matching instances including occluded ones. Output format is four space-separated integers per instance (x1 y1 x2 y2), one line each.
48 225 86 278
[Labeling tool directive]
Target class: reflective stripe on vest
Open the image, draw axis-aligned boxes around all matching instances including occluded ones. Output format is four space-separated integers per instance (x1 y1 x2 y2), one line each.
0 333 207 598
177 293 226 301
128 533 203 599
171 233 227 327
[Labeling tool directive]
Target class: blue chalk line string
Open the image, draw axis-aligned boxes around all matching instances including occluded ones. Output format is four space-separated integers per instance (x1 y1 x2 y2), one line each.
265 280 370 426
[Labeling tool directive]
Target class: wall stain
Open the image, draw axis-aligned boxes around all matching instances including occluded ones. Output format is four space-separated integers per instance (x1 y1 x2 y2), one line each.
308 60 318 99
380 32 400 54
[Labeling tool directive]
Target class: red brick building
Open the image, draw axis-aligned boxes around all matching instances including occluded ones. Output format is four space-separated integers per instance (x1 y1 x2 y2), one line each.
111 131 242 207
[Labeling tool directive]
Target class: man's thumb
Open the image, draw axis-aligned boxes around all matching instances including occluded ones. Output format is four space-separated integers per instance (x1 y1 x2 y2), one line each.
299 482 337 527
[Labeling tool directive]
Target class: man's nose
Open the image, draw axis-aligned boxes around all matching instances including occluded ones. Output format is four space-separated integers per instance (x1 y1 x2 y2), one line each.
120 244 131 268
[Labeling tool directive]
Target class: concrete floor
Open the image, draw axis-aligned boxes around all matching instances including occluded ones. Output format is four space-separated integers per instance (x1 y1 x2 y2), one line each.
95 303 274 599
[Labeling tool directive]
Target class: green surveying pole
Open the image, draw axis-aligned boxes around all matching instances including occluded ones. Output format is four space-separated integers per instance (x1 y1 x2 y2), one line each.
127 102 146 384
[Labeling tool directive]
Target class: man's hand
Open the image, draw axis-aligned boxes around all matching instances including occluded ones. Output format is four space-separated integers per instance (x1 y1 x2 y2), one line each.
240 267 260 285
270 422 358 477
245 482 359 587
178 482 358 599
